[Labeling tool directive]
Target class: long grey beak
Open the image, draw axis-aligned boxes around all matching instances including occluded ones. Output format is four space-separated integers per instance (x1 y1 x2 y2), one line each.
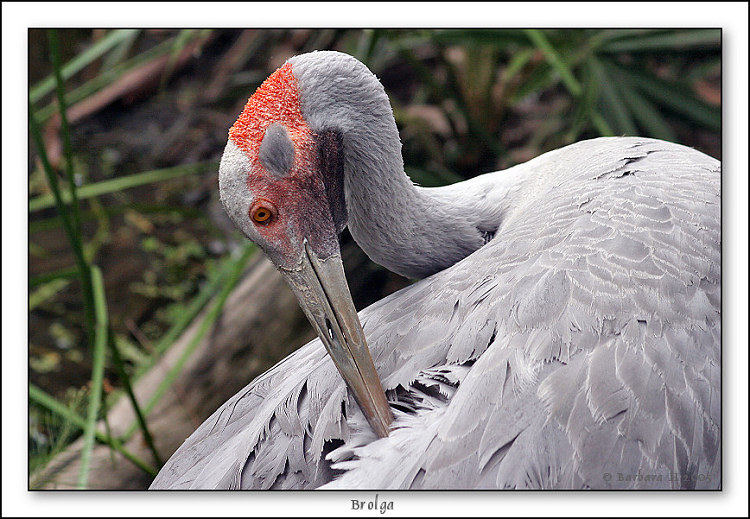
278 242 393 438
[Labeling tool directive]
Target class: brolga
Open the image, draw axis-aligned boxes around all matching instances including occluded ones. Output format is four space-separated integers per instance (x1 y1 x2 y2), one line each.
151 51 721 490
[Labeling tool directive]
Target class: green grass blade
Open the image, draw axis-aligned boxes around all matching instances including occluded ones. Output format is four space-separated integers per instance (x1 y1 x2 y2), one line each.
591 29 669 47
122 244 247 389
516 34 612 137
33 54 168 467
590 57 637 136
600 29 720 53
122 242 255 441
508 60 555 104
160 29 200 90
354 29 378 64
429 29 529 47
437 48 506 158
31 32 194 124
149 251 243 361
524 29 582 97
29 160 218 212
77 266 109 489
29 278 72 310
686 57 721 84
503 47 536 83
590 112 615 137
607 65 677 141
624 86 678 142
101 29 141 70
49 30 84 232
29 97 96 346
29 267 78 288
107 239 249 437
566 58 602 141
29 29 138 104
106 329 163 467
610 62 720 130
29 384 157 477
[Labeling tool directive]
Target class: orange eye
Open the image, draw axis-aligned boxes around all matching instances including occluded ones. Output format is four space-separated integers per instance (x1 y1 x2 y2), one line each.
250 200 277 224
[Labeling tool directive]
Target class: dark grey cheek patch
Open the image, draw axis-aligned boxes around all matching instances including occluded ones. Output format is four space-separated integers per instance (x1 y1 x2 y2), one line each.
317 130 347 234
259 122 295 176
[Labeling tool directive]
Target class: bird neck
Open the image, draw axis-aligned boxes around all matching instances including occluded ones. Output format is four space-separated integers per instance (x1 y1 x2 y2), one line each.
291 51 506 279
340 133 493 279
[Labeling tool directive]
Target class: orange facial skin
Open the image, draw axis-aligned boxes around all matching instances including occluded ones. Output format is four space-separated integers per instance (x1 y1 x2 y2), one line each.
229 62 340 264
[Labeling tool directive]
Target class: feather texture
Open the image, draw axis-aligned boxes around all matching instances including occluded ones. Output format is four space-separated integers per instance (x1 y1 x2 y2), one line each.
152 136 720 490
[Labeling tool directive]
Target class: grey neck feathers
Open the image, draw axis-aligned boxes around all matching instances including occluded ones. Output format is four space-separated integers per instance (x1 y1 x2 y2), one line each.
291 51 505 279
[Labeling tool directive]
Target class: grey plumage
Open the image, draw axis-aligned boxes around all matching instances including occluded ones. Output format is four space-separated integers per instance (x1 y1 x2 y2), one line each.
152 51 720 490
292 51 496 279
258 123 295 177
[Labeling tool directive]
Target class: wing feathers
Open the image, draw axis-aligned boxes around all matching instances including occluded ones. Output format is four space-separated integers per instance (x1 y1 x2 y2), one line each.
151 137 720 490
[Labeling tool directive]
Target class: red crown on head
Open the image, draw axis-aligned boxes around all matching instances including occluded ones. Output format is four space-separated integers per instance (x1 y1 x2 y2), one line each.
229 62 310 161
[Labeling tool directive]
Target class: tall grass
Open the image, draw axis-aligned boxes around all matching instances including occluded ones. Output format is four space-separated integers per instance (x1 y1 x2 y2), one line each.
28 29 218 484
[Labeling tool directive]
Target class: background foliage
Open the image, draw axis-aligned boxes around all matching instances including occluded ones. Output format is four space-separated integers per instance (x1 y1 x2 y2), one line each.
28 28 720 487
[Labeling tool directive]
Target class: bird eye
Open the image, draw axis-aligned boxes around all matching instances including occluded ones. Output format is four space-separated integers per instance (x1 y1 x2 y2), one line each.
250 200 277 224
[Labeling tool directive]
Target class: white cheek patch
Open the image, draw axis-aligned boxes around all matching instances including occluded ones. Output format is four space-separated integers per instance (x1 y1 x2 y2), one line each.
218 140 254 233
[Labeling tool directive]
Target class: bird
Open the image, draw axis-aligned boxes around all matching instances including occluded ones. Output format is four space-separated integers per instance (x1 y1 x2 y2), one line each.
150 50 721 490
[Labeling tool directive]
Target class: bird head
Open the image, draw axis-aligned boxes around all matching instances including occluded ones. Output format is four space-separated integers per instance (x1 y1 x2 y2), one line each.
218 58 392 438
